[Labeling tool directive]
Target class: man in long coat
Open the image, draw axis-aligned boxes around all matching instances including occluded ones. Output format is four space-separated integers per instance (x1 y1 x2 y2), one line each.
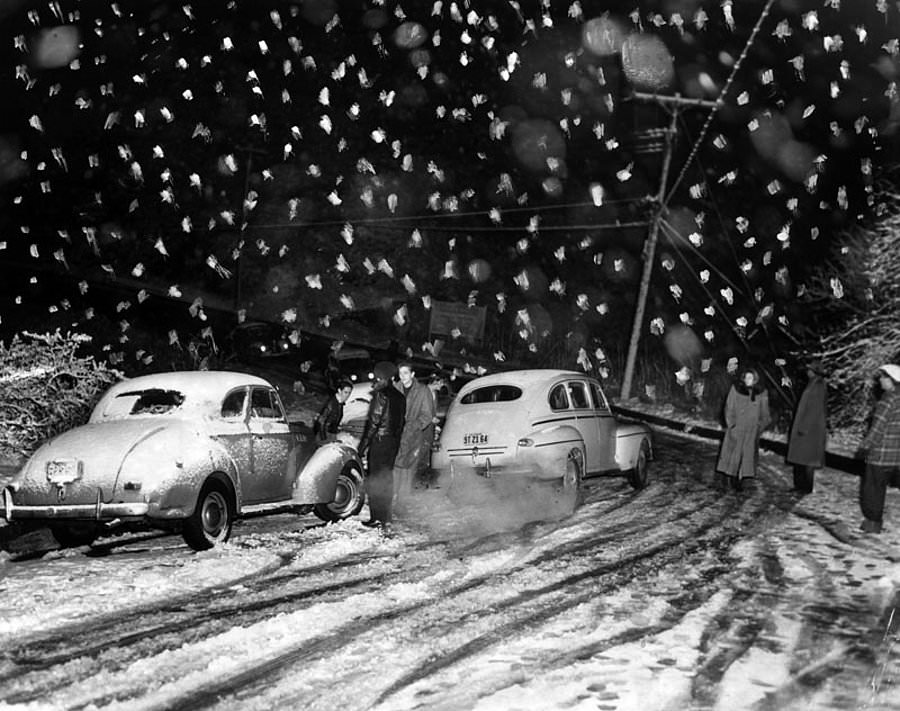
786 361 827 494
716 367 771 490
393 361 436 506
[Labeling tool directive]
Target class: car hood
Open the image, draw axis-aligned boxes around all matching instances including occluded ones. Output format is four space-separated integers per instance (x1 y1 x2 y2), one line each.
14 418 189 504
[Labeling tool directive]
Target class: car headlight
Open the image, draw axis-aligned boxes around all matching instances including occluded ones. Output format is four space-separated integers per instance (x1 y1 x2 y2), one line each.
517 438 534 447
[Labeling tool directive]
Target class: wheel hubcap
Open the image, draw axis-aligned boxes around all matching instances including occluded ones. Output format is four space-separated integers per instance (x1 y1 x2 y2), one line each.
333 480 351 507
202 491 228 537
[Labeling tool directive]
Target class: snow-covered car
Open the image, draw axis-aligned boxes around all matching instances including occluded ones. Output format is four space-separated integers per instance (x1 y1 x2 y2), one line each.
431 369 653 509
1 371 365 551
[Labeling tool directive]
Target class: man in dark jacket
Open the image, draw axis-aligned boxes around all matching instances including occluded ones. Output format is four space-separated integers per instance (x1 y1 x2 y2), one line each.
786 361 827 494
358 361 405 527
313 380 353 442
858 364 900 533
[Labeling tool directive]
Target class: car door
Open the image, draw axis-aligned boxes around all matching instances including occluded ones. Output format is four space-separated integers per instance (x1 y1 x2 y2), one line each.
565 380 604 474
590 381 618 471
244 386 294 503
214 387 252 482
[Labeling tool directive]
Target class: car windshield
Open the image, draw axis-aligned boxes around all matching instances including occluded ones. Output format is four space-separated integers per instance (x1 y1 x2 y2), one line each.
459 385 522 404
112 388 187 416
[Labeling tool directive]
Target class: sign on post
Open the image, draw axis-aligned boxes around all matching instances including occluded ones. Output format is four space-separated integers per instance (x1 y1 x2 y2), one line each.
429 300 486 344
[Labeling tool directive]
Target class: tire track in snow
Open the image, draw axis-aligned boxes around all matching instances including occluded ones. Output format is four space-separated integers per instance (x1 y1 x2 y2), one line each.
0 536 467 700
165 504 756 711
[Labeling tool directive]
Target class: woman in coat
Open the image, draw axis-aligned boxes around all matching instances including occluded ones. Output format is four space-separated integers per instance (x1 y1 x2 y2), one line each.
716 367 771 491
786 361 827 494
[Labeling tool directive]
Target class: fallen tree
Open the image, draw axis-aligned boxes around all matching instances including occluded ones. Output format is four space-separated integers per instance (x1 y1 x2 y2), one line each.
0 331 121 460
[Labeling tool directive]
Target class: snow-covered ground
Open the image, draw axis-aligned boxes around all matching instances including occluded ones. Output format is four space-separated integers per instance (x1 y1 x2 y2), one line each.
1 429 899 710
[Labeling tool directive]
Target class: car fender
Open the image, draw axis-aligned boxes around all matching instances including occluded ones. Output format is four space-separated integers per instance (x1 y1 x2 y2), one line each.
292 442 361 505
122 424 242 519
520 423 585 479
614 423 652 471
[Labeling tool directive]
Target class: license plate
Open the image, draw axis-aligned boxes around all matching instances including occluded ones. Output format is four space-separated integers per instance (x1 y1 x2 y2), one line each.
463 432 488 446
46 459 82 485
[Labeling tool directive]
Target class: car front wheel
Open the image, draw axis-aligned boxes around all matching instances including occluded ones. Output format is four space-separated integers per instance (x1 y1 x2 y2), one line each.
628 440 651 490
183 479 234 551
314 462 366 522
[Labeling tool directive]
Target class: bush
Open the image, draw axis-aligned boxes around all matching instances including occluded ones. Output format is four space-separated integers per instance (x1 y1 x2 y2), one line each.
0 331 122 459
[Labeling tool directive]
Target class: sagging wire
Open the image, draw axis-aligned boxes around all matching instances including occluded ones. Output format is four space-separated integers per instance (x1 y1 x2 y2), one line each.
665 219 793 409
664 0 778 206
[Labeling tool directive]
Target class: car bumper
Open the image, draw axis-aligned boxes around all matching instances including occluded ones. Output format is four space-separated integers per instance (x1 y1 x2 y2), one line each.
2 487 150 521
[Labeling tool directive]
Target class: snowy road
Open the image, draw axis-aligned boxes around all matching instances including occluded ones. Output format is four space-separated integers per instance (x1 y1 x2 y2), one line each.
1 432 900 710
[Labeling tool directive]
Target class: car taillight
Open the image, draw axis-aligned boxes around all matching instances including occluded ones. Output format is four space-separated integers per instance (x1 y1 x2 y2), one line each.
517 438 534 447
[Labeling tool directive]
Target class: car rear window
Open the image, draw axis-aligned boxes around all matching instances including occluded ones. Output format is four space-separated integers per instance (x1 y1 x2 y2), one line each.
460 385 522 404
119 389 186 415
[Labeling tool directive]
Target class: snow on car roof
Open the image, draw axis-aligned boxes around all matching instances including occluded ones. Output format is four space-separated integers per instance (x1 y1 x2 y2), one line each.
105 370 272 395
456 369 592 395
92 370 275 422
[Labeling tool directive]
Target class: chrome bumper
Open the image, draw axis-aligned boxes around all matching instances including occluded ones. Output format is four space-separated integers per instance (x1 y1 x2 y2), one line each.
2 487 149 521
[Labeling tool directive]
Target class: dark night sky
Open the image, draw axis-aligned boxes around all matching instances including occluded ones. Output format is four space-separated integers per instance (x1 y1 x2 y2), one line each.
0 0 898 381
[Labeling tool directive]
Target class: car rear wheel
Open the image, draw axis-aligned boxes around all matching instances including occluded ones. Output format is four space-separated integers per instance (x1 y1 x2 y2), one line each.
314 462 366 522
183 479 234 551
628 440 651 490
49 523 99 549
555 448 585 515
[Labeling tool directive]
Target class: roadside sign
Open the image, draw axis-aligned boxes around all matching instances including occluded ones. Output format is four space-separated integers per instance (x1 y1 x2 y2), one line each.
429 300 486 343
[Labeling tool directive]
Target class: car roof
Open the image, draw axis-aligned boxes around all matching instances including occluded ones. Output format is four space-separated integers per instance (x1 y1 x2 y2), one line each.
456 369 595 395
103 370 273 399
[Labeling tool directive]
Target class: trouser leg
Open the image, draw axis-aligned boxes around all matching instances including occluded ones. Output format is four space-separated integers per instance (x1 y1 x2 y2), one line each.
860 463 890 527
367 438 398 523
793 464 815 493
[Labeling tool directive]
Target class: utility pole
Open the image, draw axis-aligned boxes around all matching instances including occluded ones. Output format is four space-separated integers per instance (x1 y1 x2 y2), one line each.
619 93 720 401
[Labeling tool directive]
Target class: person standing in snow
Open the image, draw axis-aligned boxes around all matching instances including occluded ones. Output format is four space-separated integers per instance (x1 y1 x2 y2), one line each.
715 367 771 491
786 360 828 494
857 364 900 534
392 361 436 505
358 361 405 528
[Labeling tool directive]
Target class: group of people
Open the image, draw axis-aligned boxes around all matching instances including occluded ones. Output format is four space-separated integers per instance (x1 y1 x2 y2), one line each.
313 360 436 529
316 353 900 536
715 360 900 535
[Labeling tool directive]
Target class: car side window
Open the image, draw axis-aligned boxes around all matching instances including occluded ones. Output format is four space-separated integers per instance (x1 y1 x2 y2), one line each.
221 389 247 419
590 383 610 413
250 388 283 419
568 381 590 409
548 384 569 411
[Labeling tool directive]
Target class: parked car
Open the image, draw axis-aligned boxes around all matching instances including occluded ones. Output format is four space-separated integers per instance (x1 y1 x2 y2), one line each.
431 369 653 511
1 371 365 551
225 321 298 361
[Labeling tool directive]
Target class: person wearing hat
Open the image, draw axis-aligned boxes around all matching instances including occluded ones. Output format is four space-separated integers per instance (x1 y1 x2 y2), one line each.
857 364 900 533
357 361 405 528
786 360 828 494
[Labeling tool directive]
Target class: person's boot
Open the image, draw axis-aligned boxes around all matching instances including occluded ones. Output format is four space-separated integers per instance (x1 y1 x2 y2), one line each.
860 518 883 533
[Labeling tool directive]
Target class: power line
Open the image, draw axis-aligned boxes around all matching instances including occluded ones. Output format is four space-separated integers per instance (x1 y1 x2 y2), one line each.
663 0 778 205
251 219 651 234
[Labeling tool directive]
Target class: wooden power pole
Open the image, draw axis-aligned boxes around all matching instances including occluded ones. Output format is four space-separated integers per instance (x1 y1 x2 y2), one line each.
619 93 719 401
